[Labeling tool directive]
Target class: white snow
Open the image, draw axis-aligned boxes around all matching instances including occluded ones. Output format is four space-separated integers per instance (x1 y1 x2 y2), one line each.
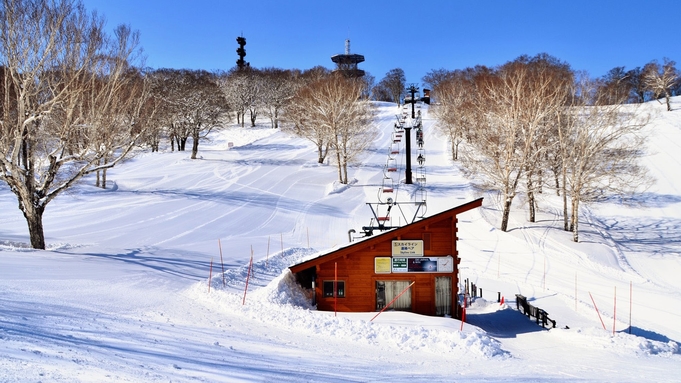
1 99 681 382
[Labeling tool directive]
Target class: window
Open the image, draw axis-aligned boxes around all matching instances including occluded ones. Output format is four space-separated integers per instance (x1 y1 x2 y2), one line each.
323 280 345 298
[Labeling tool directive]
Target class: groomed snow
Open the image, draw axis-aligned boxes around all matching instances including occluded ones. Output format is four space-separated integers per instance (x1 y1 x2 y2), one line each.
1 100 680 382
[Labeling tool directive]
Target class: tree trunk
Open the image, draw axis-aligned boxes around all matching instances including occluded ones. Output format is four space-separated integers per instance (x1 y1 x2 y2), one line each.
317 143 325 164
500 195 513 232
342 155 348 184
553 166 560 196
250 109 257 127
527 171 536 223
571 197 580 242
102 168 107 189
336 150 344 184
191 129 200 159
528 191 536 223
562 168 569 231
23 203 46 250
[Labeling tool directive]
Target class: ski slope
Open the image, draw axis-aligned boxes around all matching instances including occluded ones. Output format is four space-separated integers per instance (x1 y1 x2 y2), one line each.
0 100 680 382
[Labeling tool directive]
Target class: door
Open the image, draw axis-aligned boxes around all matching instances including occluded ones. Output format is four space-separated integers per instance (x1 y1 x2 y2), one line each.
376 281 412 311
435 276 452 316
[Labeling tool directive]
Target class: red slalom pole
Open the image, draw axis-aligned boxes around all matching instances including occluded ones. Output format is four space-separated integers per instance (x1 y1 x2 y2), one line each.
370 281 415 322
589 292 606 330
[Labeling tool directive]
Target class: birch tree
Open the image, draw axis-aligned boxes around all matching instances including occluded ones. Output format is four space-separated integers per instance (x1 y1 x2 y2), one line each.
458 56 570 231
282 74 377 183
559 75 651 242
643 58 679 111
431 69 475 161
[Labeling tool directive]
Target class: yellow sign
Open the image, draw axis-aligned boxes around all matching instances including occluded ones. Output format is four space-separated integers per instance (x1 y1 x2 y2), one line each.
392 240 424 256
374 257 392 274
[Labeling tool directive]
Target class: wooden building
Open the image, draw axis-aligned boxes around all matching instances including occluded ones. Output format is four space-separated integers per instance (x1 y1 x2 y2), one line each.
289 198 483 318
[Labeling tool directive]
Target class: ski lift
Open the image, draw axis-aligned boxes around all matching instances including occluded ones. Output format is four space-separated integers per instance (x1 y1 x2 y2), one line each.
381 176 394 194
386 158 397 172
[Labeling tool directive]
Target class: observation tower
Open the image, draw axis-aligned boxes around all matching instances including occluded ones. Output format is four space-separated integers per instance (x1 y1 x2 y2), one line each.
331 39 365 78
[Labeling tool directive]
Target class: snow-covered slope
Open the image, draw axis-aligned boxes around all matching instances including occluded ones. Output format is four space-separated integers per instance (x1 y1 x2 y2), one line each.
1 100 680 382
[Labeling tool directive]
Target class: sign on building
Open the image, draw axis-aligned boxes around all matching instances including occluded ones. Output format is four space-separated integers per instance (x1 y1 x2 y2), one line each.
392 240 423 256
390 255 453 273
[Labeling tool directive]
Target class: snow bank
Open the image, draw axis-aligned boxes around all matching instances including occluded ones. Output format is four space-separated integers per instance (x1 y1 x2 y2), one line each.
550 327 680 357
187 248 509 360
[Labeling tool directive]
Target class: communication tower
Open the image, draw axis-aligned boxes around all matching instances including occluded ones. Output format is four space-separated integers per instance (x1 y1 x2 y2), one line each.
236 36 249 69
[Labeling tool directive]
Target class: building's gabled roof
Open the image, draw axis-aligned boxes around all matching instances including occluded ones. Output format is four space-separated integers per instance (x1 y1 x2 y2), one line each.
289 197 483 273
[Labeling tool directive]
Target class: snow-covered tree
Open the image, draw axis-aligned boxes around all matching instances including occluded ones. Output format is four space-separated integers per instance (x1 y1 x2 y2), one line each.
0 0 148 249
643 58 679 111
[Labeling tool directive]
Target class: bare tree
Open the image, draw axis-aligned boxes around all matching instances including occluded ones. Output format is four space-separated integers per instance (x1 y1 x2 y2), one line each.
359 73 375 100
431 69 474 161
626 67 647 103
0 0 147 249
219 67 261 127
282 74 377 183
149 69 227 158
259 67 297 129
597 67 636 105
457 56 570 231
281 80 332 164
422 68 456 91
643 58 679 111
329 78 377 184
378 68 406 105
370 82 392 102
559 75 651 242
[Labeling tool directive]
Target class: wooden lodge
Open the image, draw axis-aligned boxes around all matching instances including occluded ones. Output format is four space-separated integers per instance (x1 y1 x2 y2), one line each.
289 198 483 318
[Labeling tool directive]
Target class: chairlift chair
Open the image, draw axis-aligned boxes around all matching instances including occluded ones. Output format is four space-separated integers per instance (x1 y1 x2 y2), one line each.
386 157 398 172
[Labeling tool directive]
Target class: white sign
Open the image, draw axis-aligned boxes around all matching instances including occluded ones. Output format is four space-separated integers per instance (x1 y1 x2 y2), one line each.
392 240 423 256
391 256 453 273
437 256 454 273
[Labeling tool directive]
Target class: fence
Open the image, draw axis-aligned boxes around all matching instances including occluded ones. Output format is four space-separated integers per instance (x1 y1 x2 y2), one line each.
515 294 556 328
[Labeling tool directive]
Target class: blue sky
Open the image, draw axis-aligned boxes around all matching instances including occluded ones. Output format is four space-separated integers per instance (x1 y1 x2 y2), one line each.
83 0 680 86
